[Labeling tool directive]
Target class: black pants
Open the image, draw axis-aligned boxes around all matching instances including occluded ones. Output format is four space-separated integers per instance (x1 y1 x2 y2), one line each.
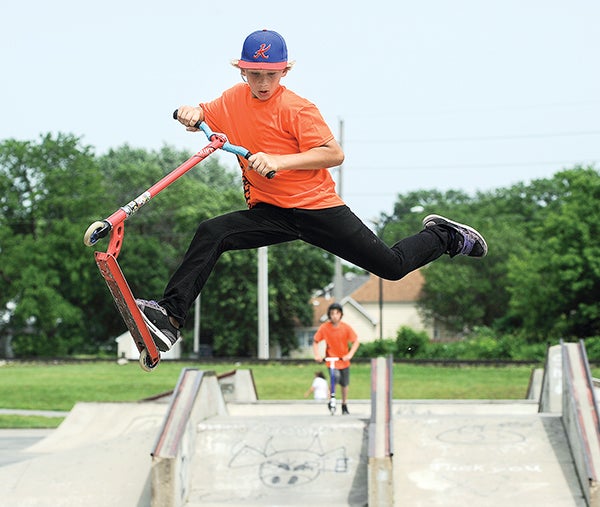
160 204 450 325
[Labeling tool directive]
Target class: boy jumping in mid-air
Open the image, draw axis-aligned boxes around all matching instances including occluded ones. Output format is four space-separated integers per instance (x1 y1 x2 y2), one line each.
137 29 487 352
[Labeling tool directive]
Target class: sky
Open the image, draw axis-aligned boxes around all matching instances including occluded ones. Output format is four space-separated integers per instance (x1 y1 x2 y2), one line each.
2 0 599 223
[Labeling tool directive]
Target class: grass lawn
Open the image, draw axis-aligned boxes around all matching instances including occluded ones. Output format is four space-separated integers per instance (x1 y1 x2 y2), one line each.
0 416 65 429
0 360 537 428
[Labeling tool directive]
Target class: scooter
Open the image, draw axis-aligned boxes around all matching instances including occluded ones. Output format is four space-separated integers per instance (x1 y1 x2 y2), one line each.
83 115 269 371
324 356 340 415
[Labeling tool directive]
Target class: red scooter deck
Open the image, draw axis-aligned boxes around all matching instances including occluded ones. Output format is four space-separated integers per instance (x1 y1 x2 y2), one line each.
95 251 160 370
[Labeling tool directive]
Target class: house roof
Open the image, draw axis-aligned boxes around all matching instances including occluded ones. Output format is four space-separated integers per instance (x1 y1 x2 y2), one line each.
350 270 424 303
313 273 370 300
307 269 425 327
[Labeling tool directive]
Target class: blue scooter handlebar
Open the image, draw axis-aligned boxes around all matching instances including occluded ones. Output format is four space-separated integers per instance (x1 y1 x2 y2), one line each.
172 109 275 179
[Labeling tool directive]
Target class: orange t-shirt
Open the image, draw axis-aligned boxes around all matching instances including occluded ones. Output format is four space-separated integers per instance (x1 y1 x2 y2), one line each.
313 321 358 370
201 83 345 210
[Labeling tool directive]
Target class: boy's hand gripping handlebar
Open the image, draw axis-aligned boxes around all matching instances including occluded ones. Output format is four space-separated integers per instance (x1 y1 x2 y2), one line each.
172 110 275 180
324 356 340 368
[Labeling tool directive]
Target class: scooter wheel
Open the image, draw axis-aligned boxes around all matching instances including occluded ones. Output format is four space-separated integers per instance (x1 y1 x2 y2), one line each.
83 221 106 246
139 348 159 372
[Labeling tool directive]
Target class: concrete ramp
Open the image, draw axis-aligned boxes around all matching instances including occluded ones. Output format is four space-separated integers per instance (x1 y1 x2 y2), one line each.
0 401 168 507
151 365 383 507
393 408 586 506
28 401 167 453
186 414 368 506
390 340 600 507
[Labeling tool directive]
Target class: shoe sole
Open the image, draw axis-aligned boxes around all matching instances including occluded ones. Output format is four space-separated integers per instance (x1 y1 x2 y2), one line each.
137 306 175 352
423 214 488 257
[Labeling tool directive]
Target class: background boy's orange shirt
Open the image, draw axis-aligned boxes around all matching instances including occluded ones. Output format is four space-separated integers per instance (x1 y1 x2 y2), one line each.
313 321 358 370
201 83 345 210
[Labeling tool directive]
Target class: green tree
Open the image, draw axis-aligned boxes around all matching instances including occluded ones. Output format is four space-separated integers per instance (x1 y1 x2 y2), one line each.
0 134 107 356
378 167 600 343
507 167 600 340
378 189 495 332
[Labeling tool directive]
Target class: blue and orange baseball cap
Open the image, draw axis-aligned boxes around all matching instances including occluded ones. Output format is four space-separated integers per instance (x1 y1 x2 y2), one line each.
234 29 289 70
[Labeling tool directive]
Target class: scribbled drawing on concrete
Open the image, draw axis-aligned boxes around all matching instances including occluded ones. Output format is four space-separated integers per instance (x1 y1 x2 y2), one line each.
436 422 528 445
228 434 348 488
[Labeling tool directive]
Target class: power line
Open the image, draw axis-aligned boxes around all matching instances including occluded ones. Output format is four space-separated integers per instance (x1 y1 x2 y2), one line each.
344 159 599 172
344 99 600 118
347 130 600 145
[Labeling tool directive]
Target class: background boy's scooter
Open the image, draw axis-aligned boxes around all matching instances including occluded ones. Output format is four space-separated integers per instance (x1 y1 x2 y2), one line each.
325 356 340 415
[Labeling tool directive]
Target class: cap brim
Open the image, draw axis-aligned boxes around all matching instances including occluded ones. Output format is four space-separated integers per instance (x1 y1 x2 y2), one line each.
236 59 288 70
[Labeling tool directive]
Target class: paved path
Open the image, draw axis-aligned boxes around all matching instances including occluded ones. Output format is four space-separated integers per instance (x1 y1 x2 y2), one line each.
0 409 69 417
0 429 53 467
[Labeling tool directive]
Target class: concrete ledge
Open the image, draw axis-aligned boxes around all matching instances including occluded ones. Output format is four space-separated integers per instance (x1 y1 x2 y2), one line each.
562 341 600 507
369 356 393 506
151 369 226 507
369 457 393 507
217 369 258 402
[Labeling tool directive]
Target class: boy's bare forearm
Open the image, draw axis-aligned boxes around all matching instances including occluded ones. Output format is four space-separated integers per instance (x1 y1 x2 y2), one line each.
249 141 344 178
345 339 360 361
275 141 344 170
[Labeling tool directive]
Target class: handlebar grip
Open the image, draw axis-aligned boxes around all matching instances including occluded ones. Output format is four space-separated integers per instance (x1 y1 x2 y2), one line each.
237 152 275 179
173 109 202 129
173 109 274 179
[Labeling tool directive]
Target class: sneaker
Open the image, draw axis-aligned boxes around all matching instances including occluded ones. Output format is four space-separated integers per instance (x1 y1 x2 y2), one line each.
341 404 350 415
135 299 181 352
423 214 488 258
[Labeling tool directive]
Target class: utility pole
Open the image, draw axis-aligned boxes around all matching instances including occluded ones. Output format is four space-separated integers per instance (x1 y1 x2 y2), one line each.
333 118 344 303
193 295 200 356
379 277 383 340
257 246 269 358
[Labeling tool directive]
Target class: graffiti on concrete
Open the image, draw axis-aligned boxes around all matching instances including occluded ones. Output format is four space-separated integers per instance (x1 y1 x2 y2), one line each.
436 422 528 445
229 434 348 488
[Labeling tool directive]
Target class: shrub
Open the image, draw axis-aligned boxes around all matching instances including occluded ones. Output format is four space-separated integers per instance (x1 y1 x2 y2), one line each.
581 336 600 362
395 326 429 358
355 326 562 362
355 338 396 359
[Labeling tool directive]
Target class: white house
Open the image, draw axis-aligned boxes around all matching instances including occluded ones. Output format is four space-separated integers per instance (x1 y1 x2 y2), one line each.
115 331 182 360
292 268 452 358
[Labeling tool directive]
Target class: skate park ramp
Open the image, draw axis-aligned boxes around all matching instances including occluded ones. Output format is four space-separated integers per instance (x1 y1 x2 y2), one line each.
150 368 376 507
391 341 600 507
186 414 368 506
0 400 168 506
0 342 599 506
